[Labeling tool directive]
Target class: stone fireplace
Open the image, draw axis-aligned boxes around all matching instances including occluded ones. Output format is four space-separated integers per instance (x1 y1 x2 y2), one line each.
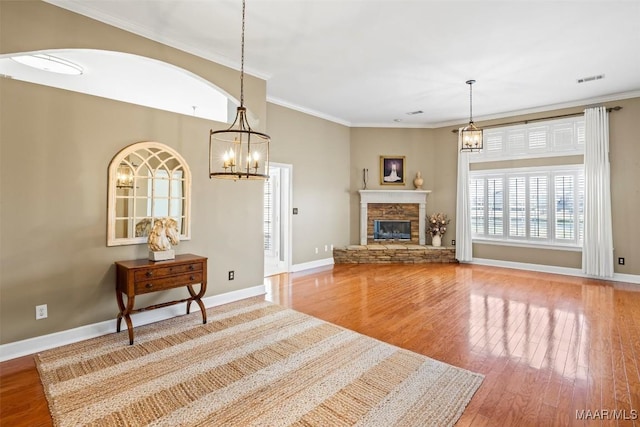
359 190 430 245
333 189 455 264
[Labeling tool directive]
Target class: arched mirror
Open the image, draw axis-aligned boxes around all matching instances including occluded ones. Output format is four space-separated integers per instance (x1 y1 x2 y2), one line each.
107 141 191 246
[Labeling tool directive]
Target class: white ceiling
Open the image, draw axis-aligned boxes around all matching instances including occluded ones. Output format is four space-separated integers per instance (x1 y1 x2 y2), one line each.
22 1 640 127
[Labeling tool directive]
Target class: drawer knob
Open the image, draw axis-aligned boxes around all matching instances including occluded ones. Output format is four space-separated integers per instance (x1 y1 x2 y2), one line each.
189 265 195 271
190 275 195 281
145 271 153 277
145 283 153 288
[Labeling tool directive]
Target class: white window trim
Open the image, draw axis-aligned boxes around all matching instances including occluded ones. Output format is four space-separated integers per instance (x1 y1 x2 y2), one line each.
470 164 584 249
472 238 582 252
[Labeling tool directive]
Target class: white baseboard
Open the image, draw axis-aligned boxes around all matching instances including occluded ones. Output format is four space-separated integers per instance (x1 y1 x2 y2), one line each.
0 284 265 362
290 257 334 273
472 258 640 284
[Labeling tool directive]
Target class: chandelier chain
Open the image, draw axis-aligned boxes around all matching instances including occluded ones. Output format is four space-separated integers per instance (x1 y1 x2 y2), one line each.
209 0 270 181
469 82 473 122
240 0 246 106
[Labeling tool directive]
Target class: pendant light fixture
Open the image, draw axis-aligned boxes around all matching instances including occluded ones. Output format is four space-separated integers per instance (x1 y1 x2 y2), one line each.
209 0 270 180
116 162 134 189
460 79 483 152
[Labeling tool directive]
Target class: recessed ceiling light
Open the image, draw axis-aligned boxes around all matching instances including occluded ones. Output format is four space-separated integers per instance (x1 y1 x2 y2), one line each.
11 54 83 75
577 74 605 84
393 118 403 122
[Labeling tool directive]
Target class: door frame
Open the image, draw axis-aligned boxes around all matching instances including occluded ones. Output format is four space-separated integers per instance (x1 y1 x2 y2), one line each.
265 162 292 276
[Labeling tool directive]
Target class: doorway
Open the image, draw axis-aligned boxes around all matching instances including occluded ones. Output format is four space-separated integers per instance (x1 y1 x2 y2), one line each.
264 163 292 277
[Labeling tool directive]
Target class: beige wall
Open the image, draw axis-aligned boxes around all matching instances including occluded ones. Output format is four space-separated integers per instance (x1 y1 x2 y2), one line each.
355 98 640 273
0 77 269 344
0 1 268 344
267 103 351 264
466 99 640 272
1 1 638 348
349 128 443 244
608 97 640 275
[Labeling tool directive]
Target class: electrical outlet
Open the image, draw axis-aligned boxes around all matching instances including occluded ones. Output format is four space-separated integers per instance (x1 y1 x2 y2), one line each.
618 257 625 265
315 247 318 254
324 245 328 252
451 240 456 246
330 244 334 250
228 270 235 280
36 304 48 320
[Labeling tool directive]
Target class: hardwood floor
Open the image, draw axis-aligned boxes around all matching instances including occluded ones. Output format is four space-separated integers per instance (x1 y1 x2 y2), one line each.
265 264 640 426
2 263 639 426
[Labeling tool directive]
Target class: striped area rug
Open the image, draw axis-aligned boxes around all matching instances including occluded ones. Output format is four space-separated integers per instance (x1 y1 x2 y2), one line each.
36 298 483 426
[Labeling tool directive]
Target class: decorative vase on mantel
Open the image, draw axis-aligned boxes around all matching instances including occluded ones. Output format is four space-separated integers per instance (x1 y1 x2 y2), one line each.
432 234 442 247
413 171 424 190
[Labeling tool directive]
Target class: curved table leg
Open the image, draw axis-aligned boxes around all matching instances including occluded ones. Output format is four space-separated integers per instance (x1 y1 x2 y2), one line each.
187 283 207 324
116 290 126 333
123 313 134 345
117 292 136 345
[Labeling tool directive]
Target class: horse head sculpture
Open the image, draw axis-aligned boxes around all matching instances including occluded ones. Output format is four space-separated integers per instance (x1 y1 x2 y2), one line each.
148 218 180 252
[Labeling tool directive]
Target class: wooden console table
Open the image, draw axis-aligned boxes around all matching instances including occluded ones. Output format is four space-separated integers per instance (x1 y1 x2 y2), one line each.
115 253 207 345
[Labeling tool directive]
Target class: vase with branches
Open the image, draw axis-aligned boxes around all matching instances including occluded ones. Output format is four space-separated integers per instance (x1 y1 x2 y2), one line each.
428 213 450 247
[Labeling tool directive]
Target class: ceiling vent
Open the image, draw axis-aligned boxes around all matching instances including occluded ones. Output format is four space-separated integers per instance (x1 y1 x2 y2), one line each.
406 110 424 115
577 74 605 84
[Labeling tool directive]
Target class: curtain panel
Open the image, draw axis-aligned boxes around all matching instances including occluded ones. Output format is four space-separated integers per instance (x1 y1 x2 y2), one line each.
582 106 613 277
456 129 473 262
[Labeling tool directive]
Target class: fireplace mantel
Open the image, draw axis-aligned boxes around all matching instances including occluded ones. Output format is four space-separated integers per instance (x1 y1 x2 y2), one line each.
359 190 431 245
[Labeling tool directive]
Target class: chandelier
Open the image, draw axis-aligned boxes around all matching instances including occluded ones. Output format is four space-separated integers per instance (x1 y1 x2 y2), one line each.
209 0 270 180
460 79 483 152
116 162 134 189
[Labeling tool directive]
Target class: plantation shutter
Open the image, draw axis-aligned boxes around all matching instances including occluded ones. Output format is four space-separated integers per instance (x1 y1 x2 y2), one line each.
578 172 585 242
528 126 549 151
263 178 273 252
508 176 526 237
487 177 504 236
529 175 549 239
470 178 485 235
506 128 526 154
554 174 575 241
484 131 504 155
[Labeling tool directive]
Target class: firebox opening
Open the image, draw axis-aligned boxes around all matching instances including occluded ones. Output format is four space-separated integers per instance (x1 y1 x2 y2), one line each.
373 220 411 241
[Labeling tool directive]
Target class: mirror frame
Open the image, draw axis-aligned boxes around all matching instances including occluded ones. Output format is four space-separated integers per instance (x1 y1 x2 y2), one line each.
107 141 192 246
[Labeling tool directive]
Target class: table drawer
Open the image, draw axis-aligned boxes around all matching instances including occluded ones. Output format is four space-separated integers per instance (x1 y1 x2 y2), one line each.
134 272 203 294
133 262 202 281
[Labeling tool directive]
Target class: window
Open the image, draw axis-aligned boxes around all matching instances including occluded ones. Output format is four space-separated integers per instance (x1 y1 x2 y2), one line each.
148 169 183 220
470 179 485 235
508 176 526 238
487 178 503 236
263 177 274 252
470 116 585 163
467 115 584 249
469 167 584 247
529 175 548 239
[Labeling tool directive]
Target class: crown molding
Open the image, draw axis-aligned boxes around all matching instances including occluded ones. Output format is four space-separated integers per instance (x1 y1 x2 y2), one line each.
266 96 352 127
282 90 640 130
430 90 640 129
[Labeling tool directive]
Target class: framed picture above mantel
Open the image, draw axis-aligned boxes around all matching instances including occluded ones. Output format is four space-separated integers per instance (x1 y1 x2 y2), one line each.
380 155 405 185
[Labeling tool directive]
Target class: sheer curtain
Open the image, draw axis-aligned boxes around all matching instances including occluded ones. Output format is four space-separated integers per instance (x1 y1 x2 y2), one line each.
582 106 613 277
456 129 473 262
